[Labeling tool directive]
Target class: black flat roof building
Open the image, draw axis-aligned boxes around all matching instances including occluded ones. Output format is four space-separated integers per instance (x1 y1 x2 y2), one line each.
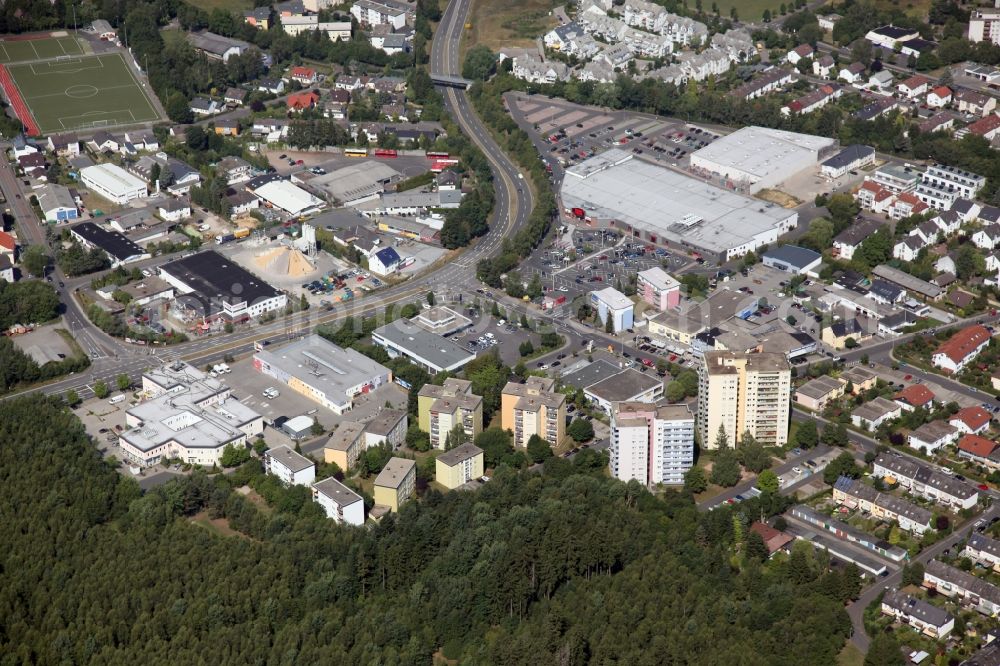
69 221 148 265
159 250 285 320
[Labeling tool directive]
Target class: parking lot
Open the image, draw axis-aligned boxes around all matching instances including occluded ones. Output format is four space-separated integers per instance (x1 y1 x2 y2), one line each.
266 150 433 180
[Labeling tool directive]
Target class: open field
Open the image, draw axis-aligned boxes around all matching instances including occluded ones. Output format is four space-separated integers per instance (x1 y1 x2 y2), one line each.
0 35 84 64
467 0 559 51
6 52 160 133
183 0 252 11
712 1 776 21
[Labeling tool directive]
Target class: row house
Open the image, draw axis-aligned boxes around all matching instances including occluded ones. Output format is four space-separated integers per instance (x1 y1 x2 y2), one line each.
621 0 707 45
931 324 991 373
880 591 954 640
731 68 794 101
511 54 569 84
709 28 756 63
923 559 1000 615
963 532 1000 572
833 476 933 534
872 454 979 510
781 84 841 116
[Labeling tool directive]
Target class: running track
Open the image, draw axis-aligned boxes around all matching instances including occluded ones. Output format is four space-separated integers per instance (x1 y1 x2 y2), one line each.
0 64 39 135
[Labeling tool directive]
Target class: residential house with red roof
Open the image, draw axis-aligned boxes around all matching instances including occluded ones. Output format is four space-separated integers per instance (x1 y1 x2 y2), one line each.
786 44 813 64
290 66 317 86
897 74 931 99
855 180 894 213
0 230 15 258
749 522 794 557
893 384 935 412
926 86 952 108
957 434 999 469
287 90 320 111
950 405 992 435
932 324 992 373
888 192 927 220
965 113 1000 140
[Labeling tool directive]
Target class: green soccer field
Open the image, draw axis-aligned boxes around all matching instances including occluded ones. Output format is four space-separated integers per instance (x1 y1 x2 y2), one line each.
6 52 161 133
0 36 84 64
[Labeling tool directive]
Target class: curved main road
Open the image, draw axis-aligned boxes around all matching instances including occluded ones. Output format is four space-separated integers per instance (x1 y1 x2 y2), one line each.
5 0 535 400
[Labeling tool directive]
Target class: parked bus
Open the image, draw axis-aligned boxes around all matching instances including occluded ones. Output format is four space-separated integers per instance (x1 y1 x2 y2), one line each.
344 148 368 157
374 148 397 158
426 151 449 159
430 158 460 172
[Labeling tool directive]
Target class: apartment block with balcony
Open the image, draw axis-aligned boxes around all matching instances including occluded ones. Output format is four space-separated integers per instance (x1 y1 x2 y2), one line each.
611 401 694 486
417 378 483 449
501 377 567 448
915 164 987 211
698 351 791 448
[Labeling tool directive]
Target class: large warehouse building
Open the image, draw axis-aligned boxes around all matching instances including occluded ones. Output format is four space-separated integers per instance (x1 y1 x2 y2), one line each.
560 150 798 261
689 126 836 193
80 163 148 204
253 334 392 414
158 250 287 321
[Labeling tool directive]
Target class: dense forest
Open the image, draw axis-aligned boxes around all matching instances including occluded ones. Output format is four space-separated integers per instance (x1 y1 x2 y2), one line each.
0 395 856 664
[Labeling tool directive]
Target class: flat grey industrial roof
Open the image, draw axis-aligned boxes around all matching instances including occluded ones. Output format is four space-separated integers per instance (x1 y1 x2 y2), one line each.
254 334 391 402
561 150 796 255
586 368 662 402
690 126 835 180
372 319 476 371
763 244 821 268
558 359 623 390
312 161 401 203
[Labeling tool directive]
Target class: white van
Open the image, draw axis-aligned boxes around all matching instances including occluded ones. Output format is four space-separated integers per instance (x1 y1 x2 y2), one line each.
108 394 126 405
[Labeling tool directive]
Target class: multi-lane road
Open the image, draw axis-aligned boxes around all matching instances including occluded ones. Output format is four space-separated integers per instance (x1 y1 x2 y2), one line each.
4 0 536 402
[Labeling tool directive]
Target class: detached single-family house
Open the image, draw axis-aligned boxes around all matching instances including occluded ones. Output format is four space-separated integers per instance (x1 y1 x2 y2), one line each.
258 78 285 95
926 86 952 108
893 384 935 412
838 62 866 84
897 74 930 99
949 405 991 435
47 133 80 158
868 70 893 91
955 88 997 117
786 44 813 64
813 55 835 78
290 65 318 86
190 98 219 116
795 375 846 411
287 90 320 111
957 434 1000 470
156 198 191 222
907 420 958 453
851 396 901 430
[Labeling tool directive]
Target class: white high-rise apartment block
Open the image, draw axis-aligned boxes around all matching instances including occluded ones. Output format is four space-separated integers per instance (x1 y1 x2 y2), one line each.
969 9 1000 44
610 401 695 485
698 351 791 448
